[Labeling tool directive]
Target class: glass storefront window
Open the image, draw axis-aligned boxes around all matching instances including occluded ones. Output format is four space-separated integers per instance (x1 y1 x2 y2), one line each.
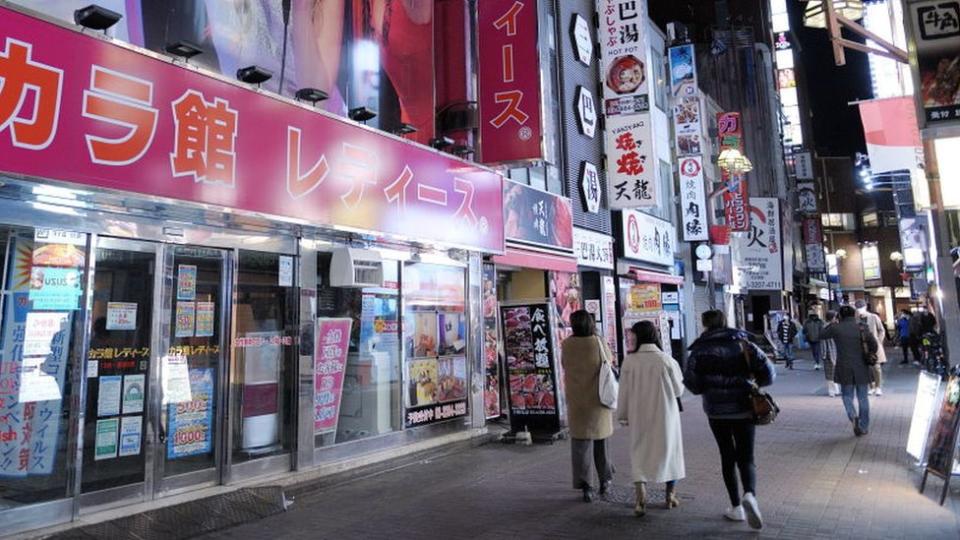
231 251 297 463
1 226 85 505
316 256 401 446
402 262 469 429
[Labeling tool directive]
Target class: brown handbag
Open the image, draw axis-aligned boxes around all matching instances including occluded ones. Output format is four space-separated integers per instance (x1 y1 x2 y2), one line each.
740 340 780 425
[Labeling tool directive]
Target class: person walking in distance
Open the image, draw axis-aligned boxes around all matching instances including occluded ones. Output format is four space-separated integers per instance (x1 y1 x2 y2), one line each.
896 310 912 366
855 300 887 396
803 313 825 370
777 314 798 369
560 310 616 502
685 310 776 530
822 311 841 397
821 305 879 436
908 309 925 364
617 321 685 517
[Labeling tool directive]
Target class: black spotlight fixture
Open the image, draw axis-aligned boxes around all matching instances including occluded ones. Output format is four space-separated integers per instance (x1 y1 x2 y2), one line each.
348 106 378 123
392 123 418 136
429 136 455 150
165 40 202 61
74 4 122 33
451 144 475 157
236 65 273 87
295 87 329 105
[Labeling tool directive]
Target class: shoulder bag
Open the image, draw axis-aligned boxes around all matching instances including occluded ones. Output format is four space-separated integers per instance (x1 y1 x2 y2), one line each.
597 336 618 409
740 340 779 425
858 321 879 366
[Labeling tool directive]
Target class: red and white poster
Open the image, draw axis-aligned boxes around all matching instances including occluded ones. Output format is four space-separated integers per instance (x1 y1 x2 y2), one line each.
477 0 543 164
606 114 657 209
314 318 352 435
858 97 925 174
718 112 749 232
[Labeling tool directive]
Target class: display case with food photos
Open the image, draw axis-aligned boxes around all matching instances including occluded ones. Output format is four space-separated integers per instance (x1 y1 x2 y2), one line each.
500 301 562 438
402 263 469 428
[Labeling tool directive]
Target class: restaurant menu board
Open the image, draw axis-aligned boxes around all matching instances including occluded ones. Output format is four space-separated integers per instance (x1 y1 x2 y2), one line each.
501 303 560 436
908 371 943 461
402 263 469 428
314 318 351 435
482 263 501 419
925 374 960 478
1 232 77 477
167 368 215 459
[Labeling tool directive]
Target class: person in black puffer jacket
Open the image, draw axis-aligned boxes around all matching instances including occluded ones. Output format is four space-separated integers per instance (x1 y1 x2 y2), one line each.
684 310 776 531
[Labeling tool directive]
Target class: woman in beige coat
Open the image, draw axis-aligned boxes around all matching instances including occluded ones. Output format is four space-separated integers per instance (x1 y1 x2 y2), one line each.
561 310 615 502
617 320 685 516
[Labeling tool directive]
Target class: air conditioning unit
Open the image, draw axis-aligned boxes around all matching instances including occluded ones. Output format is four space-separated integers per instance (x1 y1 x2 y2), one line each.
329 247 384 288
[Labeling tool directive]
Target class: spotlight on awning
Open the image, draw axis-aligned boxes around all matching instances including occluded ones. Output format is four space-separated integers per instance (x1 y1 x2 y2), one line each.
348 107 378 123
429 136 455 150
236 65 273 87
392 123 418 136
295 87 329 105
165 40 203 61
74 4 122 32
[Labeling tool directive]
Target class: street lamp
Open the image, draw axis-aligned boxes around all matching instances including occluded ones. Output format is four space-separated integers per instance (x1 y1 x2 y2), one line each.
803 0 864 29
835 248 848 260
890 251 904 263
718 148 754 174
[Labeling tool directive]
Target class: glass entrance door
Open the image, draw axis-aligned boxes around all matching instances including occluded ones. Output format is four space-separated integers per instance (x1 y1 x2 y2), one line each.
155 246 229 493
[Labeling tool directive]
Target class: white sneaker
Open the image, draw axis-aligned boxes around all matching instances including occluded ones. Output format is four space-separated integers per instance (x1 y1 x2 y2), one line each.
742 492 763 530
868 388 876 396
875 387 883 397
724 505 746 522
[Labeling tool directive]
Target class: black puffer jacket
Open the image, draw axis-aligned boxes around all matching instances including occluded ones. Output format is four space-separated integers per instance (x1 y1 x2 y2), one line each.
683 328 776 417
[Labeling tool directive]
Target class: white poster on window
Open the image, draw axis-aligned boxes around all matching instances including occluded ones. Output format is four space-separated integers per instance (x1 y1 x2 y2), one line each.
161 355 192 404
106 302 137 331
732 198 783 290
97 375 122 417
118 415 143 457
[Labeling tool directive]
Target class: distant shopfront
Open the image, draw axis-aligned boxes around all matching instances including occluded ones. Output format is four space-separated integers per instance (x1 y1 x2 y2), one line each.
0 6 503 535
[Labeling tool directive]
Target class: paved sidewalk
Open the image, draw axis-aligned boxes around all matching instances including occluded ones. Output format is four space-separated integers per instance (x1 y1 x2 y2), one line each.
204 352 960 539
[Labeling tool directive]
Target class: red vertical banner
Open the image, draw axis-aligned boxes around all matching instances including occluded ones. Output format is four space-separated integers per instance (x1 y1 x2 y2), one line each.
314 318 352 435
477 0 543 164
717 112 750 231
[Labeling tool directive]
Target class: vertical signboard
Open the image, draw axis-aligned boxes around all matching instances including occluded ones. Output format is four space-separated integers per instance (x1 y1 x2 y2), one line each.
732 198 783 290
905 0 960 130
924 375 960 484
501 302 561 437
718 112 750 231
668 44 703 157
861 243 882 282
803 217 826 273
482 264 501 419
601 276 618 357
478 0 544 163
598 0 657 210
678 156 709 241
900 216 928 271
908 371 943 461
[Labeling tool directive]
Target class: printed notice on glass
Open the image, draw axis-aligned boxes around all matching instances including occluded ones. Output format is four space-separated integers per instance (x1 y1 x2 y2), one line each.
279 256 293 287
162 355 192 404
177 264 197 301
18 356 64 402
35 228 85 246
106 302 137 330
175 302 196 338
195 302 215 337
86 360 99 378
95 418 119 461
122 374 146 414
28 267 83 310
23 311 69 357
97 375 122 417
118 416 143 457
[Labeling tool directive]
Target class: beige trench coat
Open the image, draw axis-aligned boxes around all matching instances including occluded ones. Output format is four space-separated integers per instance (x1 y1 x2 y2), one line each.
617 344 686 483
561 335 614 440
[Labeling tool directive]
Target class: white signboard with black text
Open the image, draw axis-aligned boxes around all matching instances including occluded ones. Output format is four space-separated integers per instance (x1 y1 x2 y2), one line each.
620 209 676 267
678 156 708 241
580 162 601 213
572 14 593 66
606 113 657 209
573 228 615 270
732 198 783 290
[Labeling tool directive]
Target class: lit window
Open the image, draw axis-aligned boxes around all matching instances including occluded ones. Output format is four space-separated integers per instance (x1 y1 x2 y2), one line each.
775 49 794 69
772 13 790 33
780 87 798 107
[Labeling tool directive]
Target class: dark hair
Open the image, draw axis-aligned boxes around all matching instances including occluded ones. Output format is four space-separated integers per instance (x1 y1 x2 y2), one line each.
630 320 661 353
702 310 726 331
839 305 856 319
825 310 837 322
921 312 938 333
570 310 596 337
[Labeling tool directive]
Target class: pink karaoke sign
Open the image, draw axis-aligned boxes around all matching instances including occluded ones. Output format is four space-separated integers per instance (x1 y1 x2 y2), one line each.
314 318 352 435
0 7 503 253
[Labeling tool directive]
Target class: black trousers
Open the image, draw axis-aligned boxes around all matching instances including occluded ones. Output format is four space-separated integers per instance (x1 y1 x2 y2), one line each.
570 438 613 490
708 418 757 507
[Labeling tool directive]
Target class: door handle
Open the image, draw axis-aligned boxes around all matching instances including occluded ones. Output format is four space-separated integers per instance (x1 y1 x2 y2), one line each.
158 422 166 444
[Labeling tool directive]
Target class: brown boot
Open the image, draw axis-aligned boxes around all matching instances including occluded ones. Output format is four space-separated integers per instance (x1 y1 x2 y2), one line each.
634 482 647 517
665 483 680 509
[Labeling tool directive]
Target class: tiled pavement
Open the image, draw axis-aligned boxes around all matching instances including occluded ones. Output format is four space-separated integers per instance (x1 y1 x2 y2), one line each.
204 351 960 539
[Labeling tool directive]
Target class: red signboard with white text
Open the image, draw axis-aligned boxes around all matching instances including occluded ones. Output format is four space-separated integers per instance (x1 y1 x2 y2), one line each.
0 7 503 253
718 112 749 232
477 0 543 164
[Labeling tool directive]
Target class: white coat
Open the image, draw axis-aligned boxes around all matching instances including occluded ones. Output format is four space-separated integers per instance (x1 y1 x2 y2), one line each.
616 344 686 483
860 311 888 364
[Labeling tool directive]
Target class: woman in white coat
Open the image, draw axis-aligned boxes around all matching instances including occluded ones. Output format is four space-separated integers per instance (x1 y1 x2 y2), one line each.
617 320 686 517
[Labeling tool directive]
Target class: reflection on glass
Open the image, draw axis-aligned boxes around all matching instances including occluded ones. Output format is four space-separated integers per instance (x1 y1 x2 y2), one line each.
316 255 400 446
231 251 296 463
82 247 154 493
0 227 83 505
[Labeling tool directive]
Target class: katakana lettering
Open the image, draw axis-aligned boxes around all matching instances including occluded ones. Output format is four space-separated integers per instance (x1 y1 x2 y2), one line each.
337 143 378 208
493 1 524 36
0 38 63 150
286 126 329 199
454 178 478 227
82 66 157 165
170 90 238 186
383 165 414 212
490 90 529 128
417 184 447 206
